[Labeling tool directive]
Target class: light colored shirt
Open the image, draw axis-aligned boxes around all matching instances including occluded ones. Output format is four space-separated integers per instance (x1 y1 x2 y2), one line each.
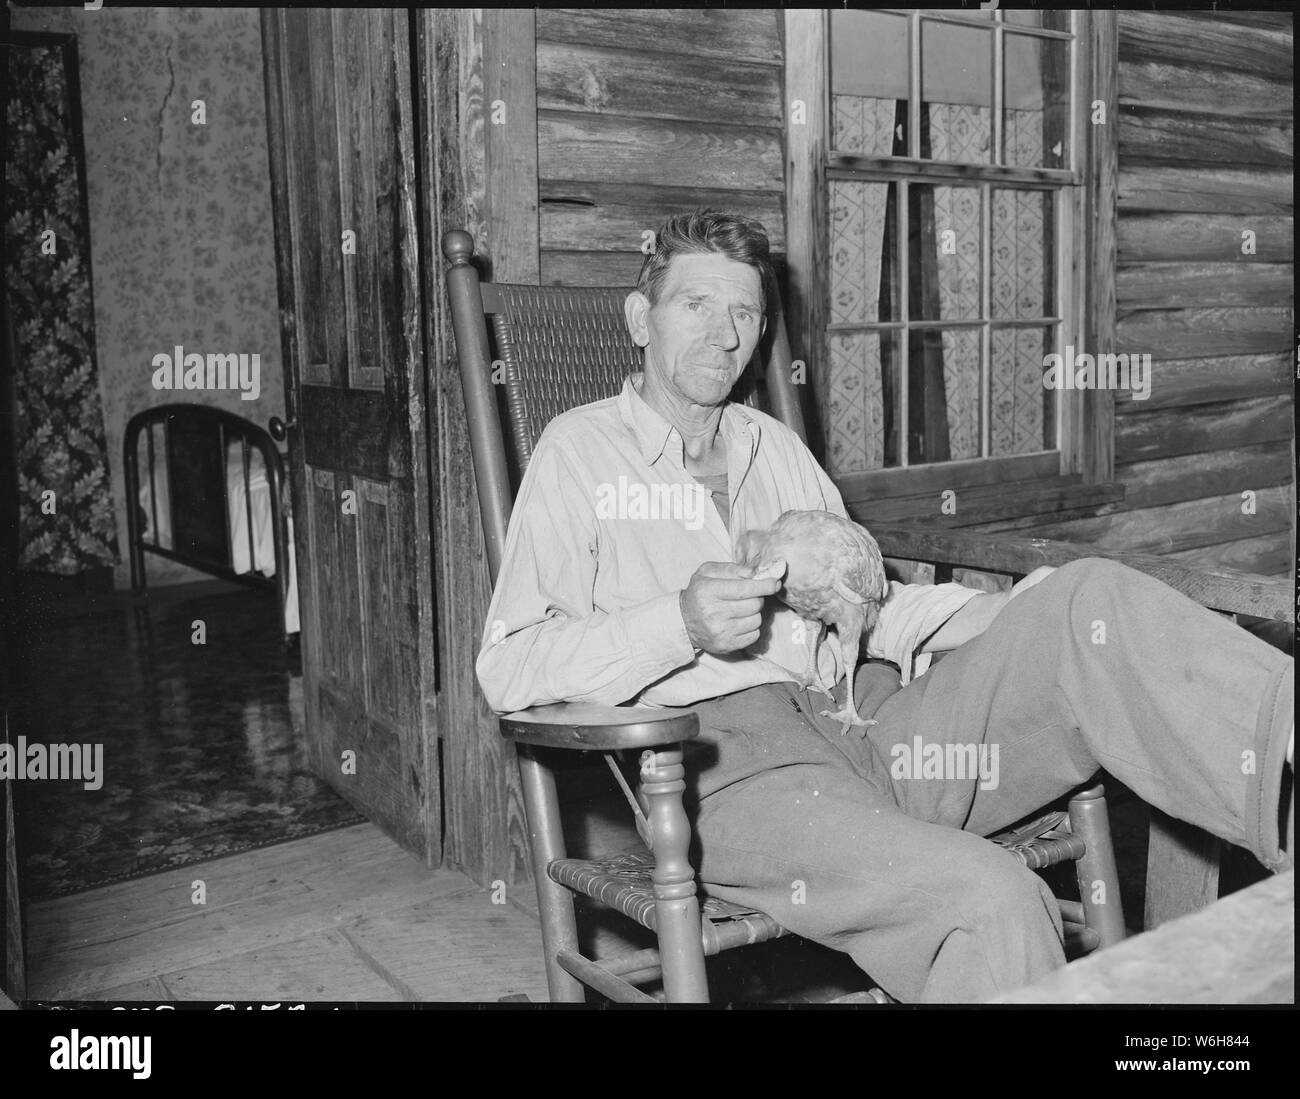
476 374 980 714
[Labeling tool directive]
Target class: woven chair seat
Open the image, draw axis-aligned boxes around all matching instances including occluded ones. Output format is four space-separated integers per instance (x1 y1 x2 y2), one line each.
550 847 789 954
550 811 1084 955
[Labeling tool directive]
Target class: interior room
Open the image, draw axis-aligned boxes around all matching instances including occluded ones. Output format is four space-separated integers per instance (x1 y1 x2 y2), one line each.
1 6 1293 1008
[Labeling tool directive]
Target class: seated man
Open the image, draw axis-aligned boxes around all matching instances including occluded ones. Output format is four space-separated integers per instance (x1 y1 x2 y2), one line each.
475 209 1294 1002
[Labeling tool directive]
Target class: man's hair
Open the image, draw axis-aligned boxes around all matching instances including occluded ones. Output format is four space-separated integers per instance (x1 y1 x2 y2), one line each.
636 209 774 312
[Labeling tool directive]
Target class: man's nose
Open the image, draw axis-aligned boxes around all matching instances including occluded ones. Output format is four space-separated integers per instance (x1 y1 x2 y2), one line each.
707 311 741 350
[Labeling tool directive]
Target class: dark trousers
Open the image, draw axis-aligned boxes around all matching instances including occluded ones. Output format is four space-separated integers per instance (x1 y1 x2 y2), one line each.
683 558 1294 1002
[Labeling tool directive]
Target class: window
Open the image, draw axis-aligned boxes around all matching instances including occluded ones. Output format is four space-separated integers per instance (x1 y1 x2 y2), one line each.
785 9 1114 504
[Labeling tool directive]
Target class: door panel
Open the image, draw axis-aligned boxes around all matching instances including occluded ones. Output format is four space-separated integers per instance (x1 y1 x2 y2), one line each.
263 8 440 862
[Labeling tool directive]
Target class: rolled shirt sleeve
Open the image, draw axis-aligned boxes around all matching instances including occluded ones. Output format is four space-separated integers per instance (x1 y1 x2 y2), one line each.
866 580 982 684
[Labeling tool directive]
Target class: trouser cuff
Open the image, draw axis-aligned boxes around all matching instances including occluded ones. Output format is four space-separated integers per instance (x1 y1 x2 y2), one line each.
1245 660 1293 873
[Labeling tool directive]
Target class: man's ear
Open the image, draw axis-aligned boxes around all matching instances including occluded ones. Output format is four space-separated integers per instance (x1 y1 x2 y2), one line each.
624 290 651 348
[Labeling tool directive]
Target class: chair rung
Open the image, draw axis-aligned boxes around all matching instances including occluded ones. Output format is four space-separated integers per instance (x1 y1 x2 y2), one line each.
556 949 658 1004
1001 833 1087 869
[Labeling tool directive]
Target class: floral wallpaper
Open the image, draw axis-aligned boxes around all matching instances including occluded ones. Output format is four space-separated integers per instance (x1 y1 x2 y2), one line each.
10 6 285 587
5 40 118 574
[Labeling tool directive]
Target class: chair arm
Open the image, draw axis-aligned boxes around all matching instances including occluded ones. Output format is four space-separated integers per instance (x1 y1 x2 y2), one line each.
871 524 1292 621
499 702 700 750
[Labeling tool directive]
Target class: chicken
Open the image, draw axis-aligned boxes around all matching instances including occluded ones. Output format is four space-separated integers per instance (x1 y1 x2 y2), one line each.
737 510 889 735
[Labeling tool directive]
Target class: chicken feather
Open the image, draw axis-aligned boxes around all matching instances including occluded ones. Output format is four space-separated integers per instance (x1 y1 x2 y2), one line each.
737 510 888 735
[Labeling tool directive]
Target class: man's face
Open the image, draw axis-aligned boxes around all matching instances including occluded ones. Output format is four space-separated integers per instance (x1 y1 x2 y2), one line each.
626 252 766 410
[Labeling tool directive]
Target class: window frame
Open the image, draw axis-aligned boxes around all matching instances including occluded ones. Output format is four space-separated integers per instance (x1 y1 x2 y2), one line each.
783 8 1117 507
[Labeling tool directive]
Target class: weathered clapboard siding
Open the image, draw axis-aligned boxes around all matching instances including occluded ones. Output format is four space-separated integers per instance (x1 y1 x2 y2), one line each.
534 8 786 285
1089 12 1296 576
1023 486 1292 557
1113 355 1290 411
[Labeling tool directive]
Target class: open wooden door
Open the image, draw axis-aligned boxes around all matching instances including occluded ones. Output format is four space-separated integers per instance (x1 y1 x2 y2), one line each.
262 8 441 861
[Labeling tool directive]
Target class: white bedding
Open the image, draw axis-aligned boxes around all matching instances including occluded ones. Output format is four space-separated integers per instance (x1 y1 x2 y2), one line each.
138 440 300 635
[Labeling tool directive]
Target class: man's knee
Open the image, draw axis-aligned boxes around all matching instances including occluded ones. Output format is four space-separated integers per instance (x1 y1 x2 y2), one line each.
947 843 1059 934
1050 556 1128 589
1035 556 1141 615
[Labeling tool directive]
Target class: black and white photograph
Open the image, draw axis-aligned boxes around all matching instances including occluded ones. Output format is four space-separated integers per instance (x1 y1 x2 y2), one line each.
0 0 1294 1048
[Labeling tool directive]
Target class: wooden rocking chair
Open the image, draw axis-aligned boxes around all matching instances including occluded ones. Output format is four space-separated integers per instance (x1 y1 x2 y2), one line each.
443 228 1127 1003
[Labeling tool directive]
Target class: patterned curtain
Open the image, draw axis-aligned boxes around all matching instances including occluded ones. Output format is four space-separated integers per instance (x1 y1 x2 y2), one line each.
4 37 118 574
827 95 895 474
826 94 1048 473
927 103 986 462
992 108 1047 456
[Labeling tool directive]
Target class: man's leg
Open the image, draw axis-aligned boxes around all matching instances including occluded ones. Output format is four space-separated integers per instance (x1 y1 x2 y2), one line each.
685 683 1067 1002
846 558 1292 871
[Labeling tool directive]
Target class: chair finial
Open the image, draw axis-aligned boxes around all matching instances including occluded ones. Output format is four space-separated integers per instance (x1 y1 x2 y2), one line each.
443 229 476 264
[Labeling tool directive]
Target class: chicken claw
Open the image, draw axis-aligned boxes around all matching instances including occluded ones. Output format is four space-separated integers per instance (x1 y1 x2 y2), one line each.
820 706 878 737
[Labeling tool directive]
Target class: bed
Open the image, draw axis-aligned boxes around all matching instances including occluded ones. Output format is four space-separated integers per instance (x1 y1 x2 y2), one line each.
123 404 300 640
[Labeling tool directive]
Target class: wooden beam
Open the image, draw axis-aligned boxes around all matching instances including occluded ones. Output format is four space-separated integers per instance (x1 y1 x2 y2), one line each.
1166 531 1294 577
1117 263 1293 312
1120 59 1295 120
1144 812 1222 937
1117 441 1293 509
1118 110 1293 170
852 476 1124 529
783 9 828 466
1116 307 1292 359
1119 165 1293 215
536 8 782 66
483 9 539 283
1117 12 1294 82
537 110 784 193
1115 395 1293 463
868 523 1292 620
1113 353 1291 412
539 250 645 288
1079 10 1118 485
539 181 786 253
418 8 529 889
1118 213 1293 264
1024 486 1293 556
536 41 782 128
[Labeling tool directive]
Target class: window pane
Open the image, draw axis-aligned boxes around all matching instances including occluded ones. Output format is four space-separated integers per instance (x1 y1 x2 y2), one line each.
991 326 1055 455
922 20 992 163
1004 33 1070 168
991 188 1055 319
826 330 899 473
910 184 982 322
1002 11 1042 28
910 328 981 465
829 180 900 324
830 10 909 155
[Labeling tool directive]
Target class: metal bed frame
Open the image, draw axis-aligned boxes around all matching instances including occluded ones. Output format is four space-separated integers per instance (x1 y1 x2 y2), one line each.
123 404 292 641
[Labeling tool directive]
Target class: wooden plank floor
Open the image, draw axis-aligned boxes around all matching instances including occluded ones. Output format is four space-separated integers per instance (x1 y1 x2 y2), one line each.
25 790 872 1004
25 823 550 1002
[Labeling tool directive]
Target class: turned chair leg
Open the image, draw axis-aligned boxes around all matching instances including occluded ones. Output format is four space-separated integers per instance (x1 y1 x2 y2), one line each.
516 745 585 1002
1068 783 1127 949
640 746 710 1002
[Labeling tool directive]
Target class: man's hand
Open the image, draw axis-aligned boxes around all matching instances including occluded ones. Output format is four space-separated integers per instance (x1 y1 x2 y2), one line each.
680 561 783 655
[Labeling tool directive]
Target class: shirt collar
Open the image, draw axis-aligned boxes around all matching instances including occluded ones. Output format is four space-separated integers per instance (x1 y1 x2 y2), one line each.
616 373 761 467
